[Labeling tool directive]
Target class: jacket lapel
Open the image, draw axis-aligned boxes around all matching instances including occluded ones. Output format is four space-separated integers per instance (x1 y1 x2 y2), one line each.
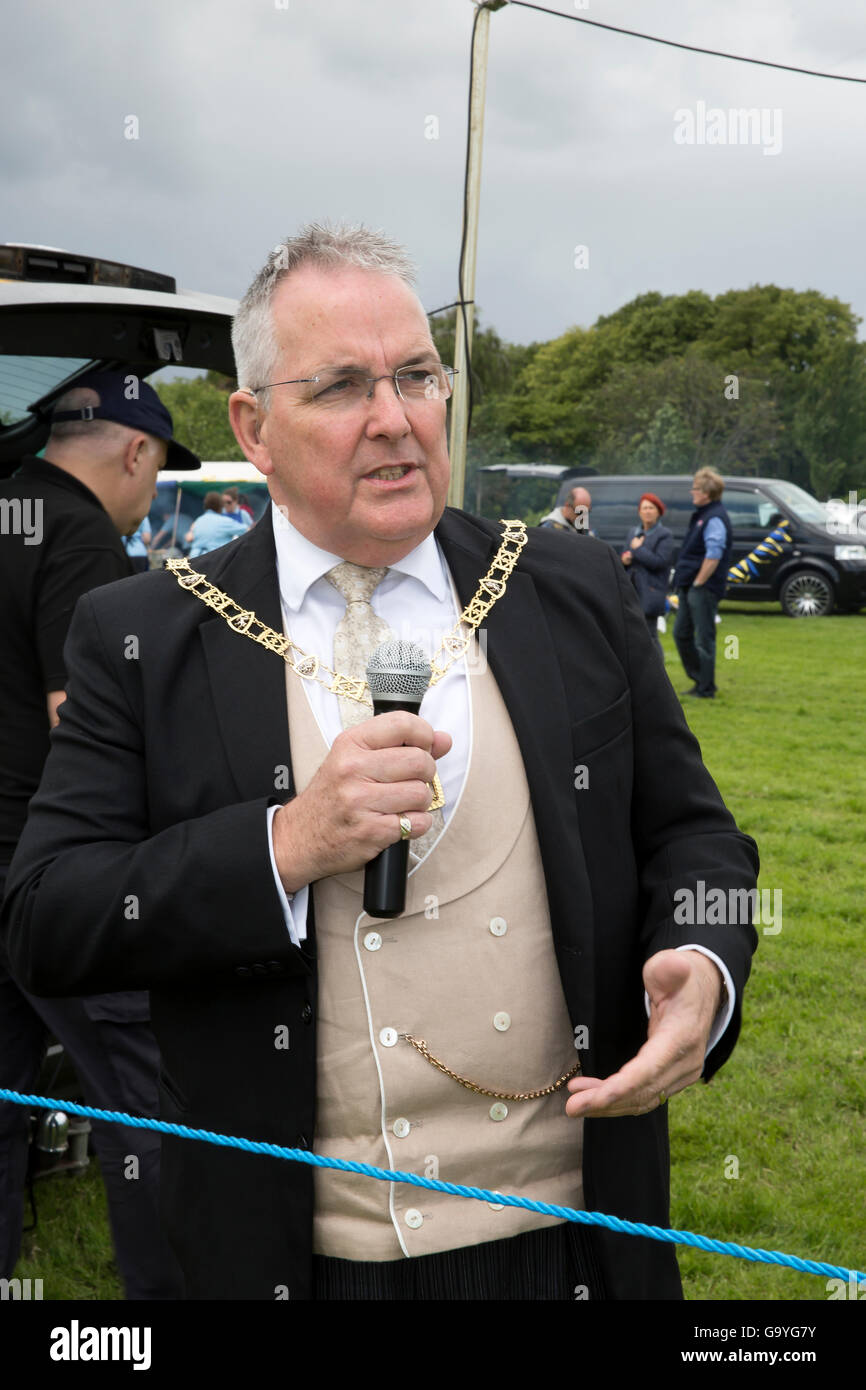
198 510 294 805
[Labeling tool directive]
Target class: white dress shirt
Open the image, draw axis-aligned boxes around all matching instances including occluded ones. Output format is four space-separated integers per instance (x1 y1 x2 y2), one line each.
264 502 735 1051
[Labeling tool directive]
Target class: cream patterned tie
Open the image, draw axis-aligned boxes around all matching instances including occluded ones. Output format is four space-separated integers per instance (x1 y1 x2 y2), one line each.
324 561 444 861
325 562 393 730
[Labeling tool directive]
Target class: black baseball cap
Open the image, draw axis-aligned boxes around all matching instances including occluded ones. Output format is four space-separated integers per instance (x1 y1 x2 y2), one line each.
49 371 200 470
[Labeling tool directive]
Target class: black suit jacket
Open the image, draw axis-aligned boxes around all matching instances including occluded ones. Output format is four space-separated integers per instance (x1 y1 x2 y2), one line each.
1 507 759 1300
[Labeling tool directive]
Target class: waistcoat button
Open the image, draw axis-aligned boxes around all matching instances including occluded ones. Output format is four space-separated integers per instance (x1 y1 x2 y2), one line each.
489 917 507 936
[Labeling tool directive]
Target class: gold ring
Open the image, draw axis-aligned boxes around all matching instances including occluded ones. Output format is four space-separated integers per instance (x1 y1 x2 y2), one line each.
399 816 412 841
659 1090 668 1106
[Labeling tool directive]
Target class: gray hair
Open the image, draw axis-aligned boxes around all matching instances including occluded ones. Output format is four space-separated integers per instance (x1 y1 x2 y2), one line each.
232 222 418 411
693 466 725 500
48 386 131 447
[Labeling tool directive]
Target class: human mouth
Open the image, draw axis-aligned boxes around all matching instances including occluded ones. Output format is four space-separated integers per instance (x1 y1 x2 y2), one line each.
363 464 416 483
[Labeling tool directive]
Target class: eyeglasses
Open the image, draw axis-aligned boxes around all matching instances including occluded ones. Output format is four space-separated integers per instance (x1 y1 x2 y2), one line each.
248 362 457 409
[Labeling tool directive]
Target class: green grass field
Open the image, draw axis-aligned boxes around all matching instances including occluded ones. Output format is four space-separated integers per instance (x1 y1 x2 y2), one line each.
11 603 866 1301
665 602 865 1301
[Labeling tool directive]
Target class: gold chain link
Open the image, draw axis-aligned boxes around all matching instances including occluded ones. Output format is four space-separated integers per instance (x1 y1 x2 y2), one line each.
166 519 526 706
166 521 525 815
400 1033 581 1102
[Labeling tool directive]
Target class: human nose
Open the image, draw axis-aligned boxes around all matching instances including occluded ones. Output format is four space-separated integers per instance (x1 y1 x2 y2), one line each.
363 375 411 435
364 373 403 401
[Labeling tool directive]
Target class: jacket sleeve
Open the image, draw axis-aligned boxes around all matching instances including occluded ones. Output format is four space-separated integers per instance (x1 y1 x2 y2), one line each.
631 528 673 573
1 592 309 996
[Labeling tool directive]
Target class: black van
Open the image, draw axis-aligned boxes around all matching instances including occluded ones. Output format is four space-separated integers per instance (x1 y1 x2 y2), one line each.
547 473 866 617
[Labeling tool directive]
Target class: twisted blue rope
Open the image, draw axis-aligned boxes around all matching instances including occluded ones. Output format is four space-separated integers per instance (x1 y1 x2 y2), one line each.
4 1088 862 1285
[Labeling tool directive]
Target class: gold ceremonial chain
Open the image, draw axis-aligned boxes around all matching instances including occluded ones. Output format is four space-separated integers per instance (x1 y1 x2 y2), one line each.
166 521 527 812
166 520 526 701
400 1033 581 1102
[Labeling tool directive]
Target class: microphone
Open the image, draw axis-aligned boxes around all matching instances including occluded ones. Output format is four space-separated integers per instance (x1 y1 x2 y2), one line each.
363 639 433 919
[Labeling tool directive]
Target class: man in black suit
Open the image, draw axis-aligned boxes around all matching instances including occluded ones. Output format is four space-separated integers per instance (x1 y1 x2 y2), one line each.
2 225 758 1301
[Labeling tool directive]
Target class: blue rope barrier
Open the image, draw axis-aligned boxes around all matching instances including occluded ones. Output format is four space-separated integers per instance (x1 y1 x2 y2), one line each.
3 1088 862 1285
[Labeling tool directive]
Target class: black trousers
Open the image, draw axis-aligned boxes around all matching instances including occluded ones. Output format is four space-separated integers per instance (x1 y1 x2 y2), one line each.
674 584 719 694
313 1220 606 1300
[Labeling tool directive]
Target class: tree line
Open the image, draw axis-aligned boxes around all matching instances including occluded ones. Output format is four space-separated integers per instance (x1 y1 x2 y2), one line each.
155 284 866 505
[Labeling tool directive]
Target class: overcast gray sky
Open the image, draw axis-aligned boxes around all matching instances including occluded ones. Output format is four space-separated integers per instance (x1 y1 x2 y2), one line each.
4 0 865 346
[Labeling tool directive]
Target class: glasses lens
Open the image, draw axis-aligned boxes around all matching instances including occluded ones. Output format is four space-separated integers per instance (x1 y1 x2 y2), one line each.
309 371 369 407
302 364 454 407
396 364 452 402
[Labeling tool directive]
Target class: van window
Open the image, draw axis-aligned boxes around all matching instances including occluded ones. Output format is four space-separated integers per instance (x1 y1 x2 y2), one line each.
724 490 766 527
591 491 692 537
765 480 827 526
1 355 92 424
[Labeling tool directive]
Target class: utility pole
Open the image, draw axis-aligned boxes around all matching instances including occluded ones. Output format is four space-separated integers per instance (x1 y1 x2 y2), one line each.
447 1 507 511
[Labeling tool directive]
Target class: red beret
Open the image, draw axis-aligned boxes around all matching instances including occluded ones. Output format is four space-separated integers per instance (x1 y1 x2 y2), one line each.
639 492 665 515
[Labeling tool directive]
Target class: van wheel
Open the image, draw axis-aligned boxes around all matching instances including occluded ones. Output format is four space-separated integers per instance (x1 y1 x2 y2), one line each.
779 571 835 617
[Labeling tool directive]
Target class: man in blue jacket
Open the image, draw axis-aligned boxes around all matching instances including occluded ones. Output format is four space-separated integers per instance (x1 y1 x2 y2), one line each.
672 469 734 699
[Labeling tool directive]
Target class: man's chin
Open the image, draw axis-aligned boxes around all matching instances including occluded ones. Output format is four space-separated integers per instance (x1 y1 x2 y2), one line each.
362 490 446 535
337 499 444 563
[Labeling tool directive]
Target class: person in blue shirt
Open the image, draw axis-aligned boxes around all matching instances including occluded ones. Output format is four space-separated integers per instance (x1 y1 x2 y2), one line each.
123 515 153 573
185 492 247 558
221 486 253 530
672 469 734 699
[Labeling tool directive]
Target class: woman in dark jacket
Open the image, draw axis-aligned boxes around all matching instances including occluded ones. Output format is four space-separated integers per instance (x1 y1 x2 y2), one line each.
621 492 674 644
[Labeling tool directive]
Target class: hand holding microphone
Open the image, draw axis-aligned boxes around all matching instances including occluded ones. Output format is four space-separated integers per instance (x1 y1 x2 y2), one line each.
271 641 450 900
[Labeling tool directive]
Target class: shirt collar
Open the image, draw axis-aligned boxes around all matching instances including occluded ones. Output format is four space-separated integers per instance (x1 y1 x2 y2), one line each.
271 501 450 612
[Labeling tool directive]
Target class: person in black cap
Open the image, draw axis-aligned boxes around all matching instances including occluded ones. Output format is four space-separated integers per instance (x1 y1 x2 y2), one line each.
0 371 192 1298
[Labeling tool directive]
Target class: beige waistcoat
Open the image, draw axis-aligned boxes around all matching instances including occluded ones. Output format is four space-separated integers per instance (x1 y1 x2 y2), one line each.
284 654 583 1261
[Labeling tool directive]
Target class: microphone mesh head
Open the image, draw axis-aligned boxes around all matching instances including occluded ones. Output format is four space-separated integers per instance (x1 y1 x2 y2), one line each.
367 639 432 702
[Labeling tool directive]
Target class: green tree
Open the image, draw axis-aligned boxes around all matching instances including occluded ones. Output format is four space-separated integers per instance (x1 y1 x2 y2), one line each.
589 352 781 477
632 402 694 473
496 285 858 485
154 374 245 462
429 308 535 405
499 325 616 462
430 308 539 500
700 285 858 375
595 289 717 363
792 341 866 497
